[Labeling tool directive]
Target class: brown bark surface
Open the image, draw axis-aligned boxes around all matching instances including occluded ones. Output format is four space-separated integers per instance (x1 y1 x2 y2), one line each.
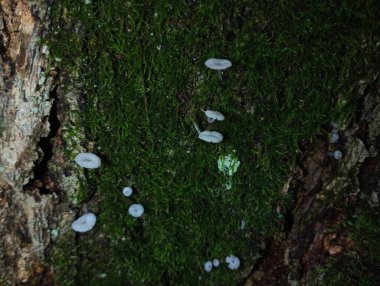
0 1 56 284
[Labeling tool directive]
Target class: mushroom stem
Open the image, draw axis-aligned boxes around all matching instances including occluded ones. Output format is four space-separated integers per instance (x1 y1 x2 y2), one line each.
207 117 216 123
217 70 222 80
193 122 201 135
327 150 342 160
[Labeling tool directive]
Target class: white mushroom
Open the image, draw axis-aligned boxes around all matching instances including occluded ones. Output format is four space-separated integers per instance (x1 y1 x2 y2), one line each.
212 259 220 267
204 58 232 80
128 204 144 218
75 152 101 169
327 150 343 160
225 255 240 270
202 109 225 123
198 131 223 143
122 186 133 197
205 58 232 70
204 261 213 272
329 133 339 144
193 123 223 143
71 213 97 233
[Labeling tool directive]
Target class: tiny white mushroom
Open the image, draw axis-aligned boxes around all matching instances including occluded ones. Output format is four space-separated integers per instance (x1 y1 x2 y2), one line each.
71 213 97 233
122 186 133 197
371 192 379 205
225 255 240 270
329 133 339 144
198 131 223 143
128 204 144 218
204 261 213 272
205 58 232 70
75 152 101 169
203 109 225 123
327 150 343 160
205 58 232 80
212 259 220 267
194 123 223 143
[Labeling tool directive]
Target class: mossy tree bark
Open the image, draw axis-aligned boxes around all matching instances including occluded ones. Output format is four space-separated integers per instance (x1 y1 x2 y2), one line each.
245 80 380 285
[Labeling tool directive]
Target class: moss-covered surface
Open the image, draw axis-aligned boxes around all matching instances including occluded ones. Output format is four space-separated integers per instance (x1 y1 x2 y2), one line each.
48 0 380 285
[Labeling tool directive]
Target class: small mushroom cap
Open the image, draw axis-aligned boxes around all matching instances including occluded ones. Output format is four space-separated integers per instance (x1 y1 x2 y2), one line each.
204 261 213 272
128 203 144 218
212 259 220 267
122 187 133 197
204 58 232 70
75 152 101 169
331 128 339 134
198 131 223 143
333 150 343 160
329 133 339 144
204 110 225 121
225 255 240 270
71 213 97 233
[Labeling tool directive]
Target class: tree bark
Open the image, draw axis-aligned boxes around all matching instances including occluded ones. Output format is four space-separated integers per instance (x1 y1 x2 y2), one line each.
0 1 56 284
245 79 380 285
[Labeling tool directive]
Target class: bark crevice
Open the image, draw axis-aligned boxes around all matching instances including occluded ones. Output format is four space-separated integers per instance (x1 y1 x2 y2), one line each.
23 85 61 195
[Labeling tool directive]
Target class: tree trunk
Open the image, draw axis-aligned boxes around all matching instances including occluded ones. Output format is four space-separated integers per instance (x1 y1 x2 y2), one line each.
0 1 56 284
1 1 379 285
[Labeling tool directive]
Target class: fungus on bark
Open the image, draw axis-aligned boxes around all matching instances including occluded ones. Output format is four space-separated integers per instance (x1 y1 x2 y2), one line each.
128 204 144 218
71 213 97 233
204 58 232 80
75 152 101 169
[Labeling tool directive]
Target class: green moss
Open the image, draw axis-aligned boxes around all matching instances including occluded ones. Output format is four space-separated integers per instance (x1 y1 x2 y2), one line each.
309 253 378 286
48 0 380 284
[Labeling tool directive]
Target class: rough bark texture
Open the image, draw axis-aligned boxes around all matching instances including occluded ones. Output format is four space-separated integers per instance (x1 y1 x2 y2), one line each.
0 1 57 284
0 1 87 284
245 79 380 285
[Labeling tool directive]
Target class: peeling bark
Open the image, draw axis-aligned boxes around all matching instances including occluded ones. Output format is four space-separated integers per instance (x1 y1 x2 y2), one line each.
0 0 55 189
0 1 57 284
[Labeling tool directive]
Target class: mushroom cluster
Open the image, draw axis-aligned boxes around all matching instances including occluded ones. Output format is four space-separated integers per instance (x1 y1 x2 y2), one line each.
203 258 221 273
194 57 232 144
329 122 340 144
122 186 145 218
71 152 101 233
69 56 243 275
203 255 241 273
326 123 343 160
